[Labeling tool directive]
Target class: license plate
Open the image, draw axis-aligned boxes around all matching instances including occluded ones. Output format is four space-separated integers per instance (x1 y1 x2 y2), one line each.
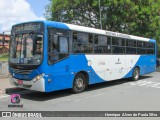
17 80 23 85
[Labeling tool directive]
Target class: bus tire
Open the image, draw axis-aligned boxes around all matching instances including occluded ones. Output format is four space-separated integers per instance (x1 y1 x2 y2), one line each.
132 67 140 81
72 73 87 94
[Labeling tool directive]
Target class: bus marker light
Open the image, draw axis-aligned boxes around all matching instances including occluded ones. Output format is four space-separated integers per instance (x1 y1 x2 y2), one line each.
48 79 52 82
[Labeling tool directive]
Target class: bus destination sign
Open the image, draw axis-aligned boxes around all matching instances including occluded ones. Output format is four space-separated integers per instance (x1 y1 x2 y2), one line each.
14 22 42 32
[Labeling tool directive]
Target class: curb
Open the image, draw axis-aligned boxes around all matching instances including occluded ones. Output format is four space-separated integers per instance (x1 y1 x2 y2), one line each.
0 75 9 79
0 88 5 94
5 87 27 94
156 68 160 72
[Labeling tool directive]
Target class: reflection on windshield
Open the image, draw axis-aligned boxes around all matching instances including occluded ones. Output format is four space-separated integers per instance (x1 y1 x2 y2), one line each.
9 33 43 65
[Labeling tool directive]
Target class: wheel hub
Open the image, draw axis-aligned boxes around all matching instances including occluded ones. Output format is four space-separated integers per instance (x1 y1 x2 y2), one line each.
75 77 83 88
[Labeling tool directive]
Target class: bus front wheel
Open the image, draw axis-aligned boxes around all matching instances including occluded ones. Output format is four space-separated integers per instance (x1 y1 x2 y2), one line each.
132 67 140 81
72 73 87 93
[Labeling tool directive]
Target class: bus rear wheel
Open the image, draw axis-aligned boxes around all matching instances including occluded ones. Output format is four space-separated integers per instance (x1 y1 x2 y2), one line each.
72 73 87 93
132 67 140 81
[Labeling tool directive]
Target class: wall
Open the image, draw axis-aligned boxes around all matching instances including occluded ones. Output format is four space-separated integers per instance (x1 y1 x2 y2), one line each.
0 61 9 79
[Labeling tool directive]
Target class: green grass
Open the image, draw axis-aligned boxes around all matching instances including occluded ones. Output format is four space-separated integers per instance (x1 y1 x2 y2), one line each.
0 53 9 61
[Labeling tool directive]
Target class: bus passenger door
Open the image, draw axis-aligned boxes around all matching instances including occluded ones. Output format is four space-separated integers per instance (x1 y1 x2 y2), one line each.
47 28 70 91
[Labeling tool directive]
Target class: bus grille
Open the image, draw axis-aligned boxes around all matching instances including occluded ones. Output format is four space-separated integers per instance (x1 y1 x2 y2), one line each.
12 68 33 75
13 82 32 88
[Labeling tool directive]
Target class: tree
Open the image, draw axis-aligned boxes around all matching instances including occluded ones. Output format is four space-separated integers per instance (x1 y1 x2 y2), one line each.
45 0 100 28
45 0 160 56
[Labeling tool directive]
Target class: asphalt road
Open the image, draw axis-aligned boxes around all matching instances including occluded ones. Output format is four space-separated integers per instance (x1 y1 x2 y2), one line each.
0 72 160 113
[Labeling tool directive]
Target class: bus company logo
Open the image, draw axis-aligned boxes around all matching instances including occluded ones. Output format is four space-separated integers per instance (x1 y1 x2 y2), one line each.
105 31 131 39
11 94 20 104
115 58 121 64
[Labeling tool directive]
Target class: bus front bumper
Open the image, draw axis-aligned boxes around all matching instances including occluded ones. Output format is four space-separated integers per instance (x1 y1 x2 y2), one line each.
9 77 45 92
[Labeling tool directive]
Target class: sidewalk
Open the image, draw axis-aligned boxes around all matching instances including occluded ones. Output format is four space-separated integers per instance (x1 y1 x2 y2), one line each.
157 67 160 72
0 77 29 96
0 77 14 95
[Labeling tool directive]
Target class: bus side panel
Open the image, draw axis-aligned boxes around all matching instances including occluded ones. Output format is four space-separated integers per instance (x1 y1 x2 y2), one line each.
45 54 156 92
144 55 156 74
44 54 104 92
85 55 140 81
123 55 156 78
45 73 74 92
136 55 156 75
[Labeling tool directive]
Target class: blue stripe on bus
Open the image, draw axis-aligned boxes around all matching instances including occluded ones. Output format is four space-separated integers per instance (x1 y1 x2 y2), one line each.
44 21 70 30
149 39 156 43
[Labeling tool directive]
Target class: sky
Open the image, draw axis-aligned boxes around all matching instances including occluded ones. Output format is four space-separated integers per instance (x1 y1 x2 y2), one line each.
0 0 50 33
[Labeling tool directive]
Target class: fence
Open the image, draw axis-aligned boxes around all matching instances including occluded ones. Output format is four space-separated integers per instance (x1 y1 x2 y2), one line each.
0 61 9 79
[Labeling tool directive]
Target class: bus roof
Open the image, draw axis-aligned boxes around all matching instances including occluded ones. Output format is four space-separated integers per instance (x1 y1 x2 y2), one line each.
44 21 155 42
65 23 152 42
13 20 156 42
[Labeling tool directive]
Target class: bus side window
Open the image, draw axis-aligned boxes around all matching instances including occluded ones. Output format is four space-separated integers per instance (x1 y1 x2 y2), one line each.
48 28 69 64
59 36 69 53
73 32 93 53
94 35 111 54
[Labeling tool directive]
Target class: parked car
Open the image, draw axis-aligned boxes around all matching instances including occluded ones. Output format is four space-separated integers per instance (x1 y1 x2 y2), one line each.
156 58 160 67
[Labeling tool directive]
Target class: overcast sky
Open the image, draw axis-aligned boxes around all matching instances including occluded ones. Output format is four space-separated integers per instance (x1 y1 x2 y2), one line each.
0 0 50 33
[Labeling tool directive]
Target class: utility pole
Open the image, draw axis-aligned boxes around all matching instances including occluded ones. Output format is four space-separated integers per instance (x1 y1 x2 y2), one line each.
99 0 102 29
2 31 5 48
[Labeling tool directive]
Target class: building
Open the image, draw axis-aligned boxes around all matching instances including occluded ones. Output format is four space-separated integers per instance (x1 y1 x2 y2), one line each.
0 33 10 54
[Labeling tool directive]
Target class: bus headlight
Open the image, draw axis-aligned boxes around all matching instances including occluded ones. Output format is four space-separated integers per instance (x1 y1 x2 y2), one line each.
33 74 44 82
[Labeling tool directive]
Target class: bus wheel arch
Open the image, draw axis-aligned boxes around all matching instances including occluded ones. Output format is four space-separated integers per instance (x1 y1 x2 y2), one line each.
132 66 140 81
72 71 89 93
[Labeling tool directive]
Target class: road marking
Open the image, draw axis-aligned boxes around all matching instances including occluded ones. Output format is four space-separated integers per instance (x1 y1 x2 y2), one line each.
91 93 104 97
84 93 104 99
130 80 160 88
74 93 104 102
0 95 10 99
74 99 83 102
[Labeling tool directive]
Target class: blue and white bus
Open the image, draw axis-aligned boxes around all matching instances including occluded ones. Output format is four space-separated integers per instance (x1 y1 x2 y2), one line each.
9 21 156 93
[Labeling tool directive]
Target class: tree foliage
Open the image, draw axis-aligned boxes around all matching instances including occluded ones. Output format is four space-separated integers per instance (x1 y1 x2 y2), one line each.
45 0 160 56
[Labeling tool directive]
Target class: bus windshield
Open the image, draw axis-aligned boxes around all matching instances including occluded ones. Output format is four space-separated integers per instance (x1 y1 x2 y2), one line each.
9 33 43 65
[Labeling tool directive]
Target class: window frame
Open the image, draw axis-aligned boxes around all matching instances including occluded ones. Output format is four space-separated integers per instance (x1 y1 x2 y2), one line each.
73 31 94 54
47 27 70 65
94 34 112 54
72 30 155 55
